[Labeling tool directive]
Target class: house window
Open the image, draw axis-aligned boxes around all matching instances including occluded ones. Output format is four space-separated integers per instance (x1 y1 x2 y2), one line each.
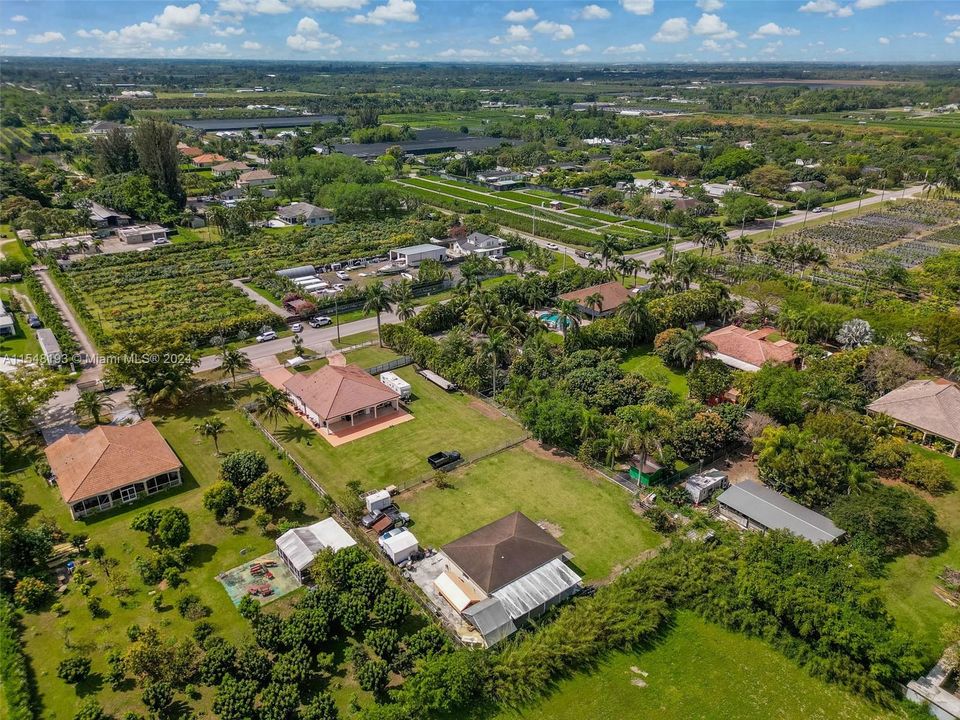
119 485 138 504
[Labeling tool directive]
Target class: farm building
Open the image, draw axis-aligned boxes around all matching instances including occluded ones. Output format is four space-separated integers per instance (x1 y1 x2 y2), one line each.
45 422 183 520
284 364 402 436
558 281 631 318
36 329 62 367
703 325 798 372
0 299 14 337
118 225 168 245
87 201 131 229
276 265 316 280
380 530 419 565
435 511 582 647
389 243 447 267
716 480 844 544
867 378 960 457
276 518 356 584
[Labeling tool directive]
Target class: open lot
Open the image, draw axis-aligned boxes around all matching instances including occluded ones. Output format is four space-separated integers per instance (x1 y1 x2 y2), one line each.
880 448 960 660
621 344 689 397
255 365 527 503
11 394 329 719
399 444 662 581
489 611 900 720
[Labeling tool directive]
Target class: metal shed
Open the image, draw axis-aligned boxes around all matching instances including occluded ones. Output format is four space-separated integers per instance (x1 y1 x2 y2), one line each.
275 518 357 583
716 480 845 544
380 530 418 565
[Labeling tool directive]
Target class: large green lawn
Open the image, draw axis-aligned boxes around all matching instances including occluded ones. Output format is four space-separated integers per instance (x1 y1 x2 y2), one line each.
620 344 689 397
255 366 527 503
489 612 900 720
12 394 350 719
880 448 960 661
0 282 40 359
400 446 661 581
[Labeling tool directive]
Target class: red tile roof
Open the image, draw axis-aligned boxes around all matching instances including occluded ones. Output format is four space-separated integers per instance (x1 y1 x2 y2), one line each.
45 422 182 503
283 364 399 423
193 153 227 165
558 281 631 312
704 325 797 369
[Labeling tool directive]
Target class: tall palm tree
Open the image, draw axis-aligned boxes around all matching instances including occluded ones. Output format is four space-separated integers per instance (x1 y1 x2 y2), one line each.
733 234 754 267
625 257 647 287
671 253 701 291
465 292 498 336
363 281 393 347
480 330 511 397
219 346 252 386
73 391 115 425
194 418 227 454
494 304 530 343
671 326 716 368
618 295 652 340
257 386 290 430
128 389 149 420
579 407 604 442
553 299 581 342
846 463 877 496
391 281 416 322
584 292 604 316
592 234 623 271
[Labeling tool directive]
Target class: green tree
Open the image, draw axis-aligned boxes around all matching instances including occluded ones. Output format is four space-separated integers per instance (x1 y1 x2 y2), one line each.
256 386 290 430
219 450 269 490
73 390 115 425
363 281 393 347
219 346 252 386
132 119 185 207
57 656 91 684
194 418 227 455
686 359 732 402
203 481 240 521
830 485 938 559
244 472 290 515
93 127 138 175
213 675 258 720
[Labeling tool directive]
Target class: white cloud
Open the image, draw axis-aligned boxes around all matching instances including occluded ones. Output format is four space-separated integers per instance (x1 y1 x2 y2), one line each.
197 41 230 55
242 40 262 48
693 13 737 39
380 42 398 50
878 36 889 44
621 0 654 15
835 5 854 16
503 8 537 22
760 40 783 54
750 22 800 38
286 16 342 50
300 0 367 8
652 17 689 43
947 36 956 44
854 0 887 8
154 4 210 28
701 38 730 51
10 15 27 22
218 0 291 14
0 28 15 36
506 24 531 40
946 14 960 21
348 0 417 24
562 43 591 56
696 0 724 9
603 42 646 54
500 43 541 60
799 0 838 11
533 20 573 40
405 39 419 47
27 31 65 44
577 4 611 20
898 31 927 38
213 25 246 35
437 47 489 59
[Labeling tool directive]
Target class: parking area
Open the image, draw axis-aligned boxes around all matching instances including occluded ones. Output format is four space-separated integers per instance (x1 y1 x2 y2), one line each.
406 551 485 645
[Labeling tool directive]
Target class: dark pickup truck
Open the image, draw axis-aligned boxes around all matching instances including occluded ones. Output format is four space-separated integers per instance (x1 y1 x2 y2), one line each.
427 451 462 470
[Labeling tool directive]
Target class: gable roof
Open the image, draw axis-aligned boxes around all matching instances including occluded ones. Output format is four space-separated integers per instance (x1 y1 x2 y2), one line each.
238 169 276 182
212 161 251 173
867 378 960 443
283 364 399 422
193 153 228 164
178 145 203 158
276 518 356 572
717 480 844 544
45 422 182 503
461 232 504 250
443 511 569 593
277 202 333 221
704 325 797 370
558 281 631 312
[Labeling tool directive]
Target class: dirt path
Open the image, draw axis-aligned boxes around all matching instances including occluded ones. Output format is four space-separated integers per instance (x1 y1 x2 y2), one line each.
34 267 100 379
230 279 287 317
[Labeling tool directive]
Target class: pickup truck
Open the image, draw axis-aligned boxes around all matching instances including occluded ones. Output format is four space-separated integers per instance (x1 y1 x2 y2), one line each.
427 450 462 470
361 504 410 529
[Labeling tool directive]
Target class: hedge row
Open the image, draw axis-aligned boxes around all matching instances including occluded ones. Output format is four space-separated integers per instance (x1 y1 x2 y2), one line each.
22 271 80 359
0 597 35 720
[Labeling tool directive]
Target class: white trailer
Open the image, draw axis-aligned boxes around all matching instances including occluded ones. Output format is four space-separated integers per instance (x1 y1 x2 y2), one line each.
380 530 418 565
379 371 411 400
365 489 393 514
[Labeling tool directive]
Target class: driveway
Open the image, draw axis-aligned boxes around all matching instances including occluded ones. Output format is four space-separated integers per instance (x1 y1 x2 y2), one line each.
231 279 287 317
34 267 101 382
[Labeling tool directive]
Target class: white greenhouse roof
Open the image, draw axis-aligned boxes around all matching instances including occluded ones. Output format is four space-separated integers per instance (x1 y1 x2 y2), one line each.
492 557 581 620
276 518 356 571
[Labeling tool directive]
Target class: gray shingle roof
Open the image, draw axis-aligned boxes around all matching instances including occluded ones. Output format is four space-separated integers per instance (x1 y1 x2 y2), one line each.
867 379 960 444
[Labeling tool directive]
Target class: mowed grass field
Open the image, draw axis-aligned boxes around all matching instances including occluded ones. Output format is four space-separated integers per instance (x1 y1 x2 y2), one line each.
399 445 662 581
488 612 901 720
621 344 689 397
13 394 337 720
880 448 960 660
258 365 527 503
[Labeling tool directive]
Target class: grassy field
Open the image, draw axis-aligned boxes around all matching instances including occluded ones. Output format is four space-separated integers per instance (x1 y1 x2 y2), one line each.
11 394 338 719
332 329 379 349
621 344 689 397
880 448 960 661
522 189 583 205
489 611 900 720
566 207 623 223
400 445 661 581
379 109 518 131
251 366 527 503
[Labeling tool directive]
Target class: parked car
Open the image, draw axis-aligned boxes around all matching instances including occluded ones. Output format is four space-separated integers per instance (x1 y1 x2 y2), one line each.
361 504 410 529
380 527 409 542
26 313 42 329
545 242 559 251
290 322 303 333
336 270 351 281
309 316 332 328
256 330 277 343
427 450 462 470
812 206 824 213
153 237 170 245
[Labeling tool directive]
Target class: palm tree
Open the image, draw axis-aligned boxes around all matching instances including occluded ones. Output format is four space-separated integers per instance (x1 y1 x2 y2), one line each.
584 292 604 316
128 389 149 420
733 234 754 267
465 292 498 336
494 304 531 343
480 330 510 397
194 418 227 454
219 346 252 386
695 220 726 256
391 281 416 322
846 463 877 495
73 391 115 425
618 295 652 340
592 234 622 271
553 299 582 342
671 326 716 368
579 407 604 442
257 386 290 430
624 257 647 287
671 253 701 291
363 281 393 347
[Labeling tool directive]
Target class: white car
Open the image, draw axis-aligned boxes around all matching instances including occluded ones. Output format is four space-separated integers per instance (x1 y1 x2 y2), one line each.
309 316 332 328
545 242 559 251
153 237 170 245
256 330 277 343
290 322 303 333
336 270 351 281
812 207 824 213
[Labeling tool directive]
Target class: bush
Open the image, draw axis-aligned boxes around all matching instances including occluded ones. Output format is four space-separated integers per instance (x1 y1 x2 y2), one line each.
203 481 240 521
13 577 50 611
177 594 211 620
902 454 952 494
356 658 389 693
0 597 34 720
74 699 106 720
831 485 939 560
219 450 269 490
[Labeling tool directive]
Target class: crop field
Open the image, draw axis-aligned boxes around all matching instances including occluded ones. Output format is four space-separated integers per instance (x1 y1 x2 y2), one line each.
522 188 584 205
57 220 417 345
566 207 623 223
380 109 520 130
623 219 665 233
0 126 34 153
491 190 576 209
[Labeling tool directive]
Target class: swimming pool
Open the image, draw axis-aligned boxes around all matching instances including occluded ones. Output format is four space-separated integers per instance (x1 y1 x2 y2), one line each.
539 312 560 324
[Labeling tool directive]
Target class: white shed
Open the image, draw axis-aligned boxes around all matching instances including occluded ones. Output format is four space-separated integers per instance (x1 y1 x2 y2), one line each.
380 530 419 565
365 489 393 514
389 243 446 267
380 371 411 399
276 518 357 583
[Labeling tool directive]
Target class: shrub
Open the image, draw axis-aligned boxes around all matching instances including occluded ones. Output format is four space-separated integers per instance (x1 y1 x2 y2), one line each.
177 594 211 620
13 577 50 611
356 658 388 693
74 699 106 720
203 481 240 521
903 454 952 494
830 485 939 559
219 450 268 490
0 598 34 720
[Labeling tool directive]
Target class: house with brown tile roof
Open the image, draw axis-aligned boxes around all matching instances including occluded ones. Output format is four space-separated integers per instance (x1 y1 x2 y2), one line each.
703 325 798 372
236 169 277 188
177 143 203 159
558 280 631 318
283 364 401 435
211 160 251 177
867 378 960 456
192 153 228 167
44 422 183 519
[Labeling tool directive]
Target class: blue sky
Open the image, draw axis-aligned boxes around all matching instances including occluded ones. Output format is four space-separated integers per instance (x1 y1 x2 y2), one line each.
1 0 959 62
